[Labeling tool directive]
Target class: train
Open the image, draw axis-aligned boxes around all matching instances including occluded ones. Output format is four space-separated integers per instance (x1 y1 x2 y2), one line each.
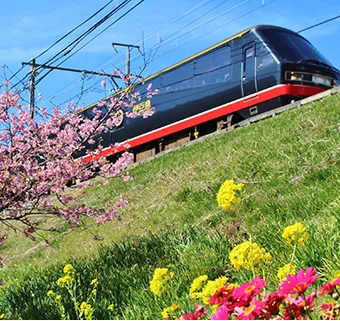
80 25 340 162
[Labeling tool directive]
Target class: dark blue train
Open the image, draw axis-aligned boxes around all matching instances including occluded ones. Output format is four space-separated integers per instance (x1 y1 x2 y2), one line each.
81 25 340 162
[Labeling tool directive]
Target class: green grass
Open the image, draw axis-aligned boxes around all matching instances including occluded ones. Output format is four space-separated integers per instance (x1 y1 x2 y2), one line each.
1 93 340 319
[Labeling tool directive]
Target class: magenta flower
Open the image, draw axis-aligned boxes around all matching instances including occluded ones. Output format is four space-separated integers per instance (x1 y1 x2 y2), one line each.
262 291 286 318
210 304 230 320
321 278 340 296
208 286 234 306
181 305 207 320
233 276 266 302
283 295 315 319
234 299 265 320
278 267 318 295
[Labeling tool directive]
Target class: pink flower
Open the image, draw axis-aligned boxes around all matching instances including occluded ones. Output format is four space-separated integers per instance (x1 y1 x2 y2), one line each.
262 291 286 318
101 80 107 88
181 305 207 320
233 276 266 302
321 278 340 296
278 267 318 295
283 295 315 319
209 286 234 306
235 299 265 320
210 304 230 320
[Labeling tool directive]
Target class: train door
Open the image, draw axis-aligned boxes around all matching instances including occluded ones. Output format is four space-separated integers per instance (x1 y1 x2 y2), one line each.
242 43 257 96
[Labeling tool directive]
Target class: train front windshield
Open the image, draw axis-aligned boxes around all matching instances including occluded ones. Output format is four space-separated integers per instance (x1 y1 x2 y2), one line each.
261 30 333 67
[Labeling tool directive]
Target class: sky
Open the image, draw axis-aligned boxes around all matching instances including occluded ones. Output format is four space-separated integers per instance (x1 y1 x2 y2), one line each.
0 0 339 110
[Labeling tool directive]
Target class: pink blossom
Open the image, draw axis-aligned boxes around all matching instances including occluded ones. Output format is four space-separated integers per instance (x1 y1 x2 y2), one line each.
101 80 107 88
279 267 318 295
210 304 230 320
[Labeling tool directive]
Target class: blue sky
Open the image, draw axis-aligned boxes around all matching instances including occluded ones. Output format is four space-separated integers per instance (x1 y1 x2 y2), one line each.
1 0 339 109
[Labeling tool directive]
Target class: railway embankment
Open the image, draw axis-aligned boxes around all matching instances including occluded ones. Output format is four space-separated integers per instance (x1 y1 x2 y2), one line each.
1 89 339 319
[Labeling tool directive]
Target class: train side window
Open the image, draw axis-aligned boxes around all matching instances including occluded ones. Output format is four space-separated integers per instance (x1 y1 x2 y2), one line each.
194 65 231 86
195 46 231 75
257 43 274 70
244 46 255 72
137 77 161 96
162 62 193 88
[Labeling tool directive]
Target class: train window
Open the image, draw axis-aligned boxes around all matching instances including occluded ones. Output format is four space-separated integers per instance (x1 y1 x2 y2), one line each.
257 43 274 70
194 65 231 86
164 78 193 93
261 30 332 66
244 46 255 72
195 46 231 75
162 62 194 88
136 77 161 96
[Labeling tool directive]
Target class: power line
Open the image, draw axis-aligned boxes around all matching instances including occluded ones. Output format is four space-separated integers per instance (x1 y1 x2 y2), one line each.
1 0 118 92
298 14 340 34
36 0 133 75
34 0 117 61
130 0 278 76
35 0 145 87
42 0 218 105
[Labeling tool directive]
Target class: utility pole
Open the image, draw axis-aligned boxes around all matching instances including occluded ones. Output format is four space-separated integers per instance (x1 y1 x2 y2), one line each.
111 42 140 75
29 59 36 119
22 61 123 115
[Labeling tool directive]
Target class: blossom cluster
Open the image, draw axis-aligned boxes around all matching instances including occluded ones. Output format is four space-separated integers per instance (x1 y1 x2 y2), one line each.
216 179 244 211
150 268 175 297
282 222 309 247
229 241 272 270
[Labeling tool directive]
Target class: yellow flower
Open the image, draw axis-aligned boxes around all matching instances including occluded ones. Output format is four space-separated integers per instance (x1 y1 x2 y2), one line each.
190 275 208 299
161 303 180 319
55 295 62 302
91 289 97 296
107 304 114 311
91 278 98 286
282 223 309 247
47 290 54 297
0 314 5 319
229 241 271 270
333 271 340 279
57 275 73 287
277 264 297 281
149 268 173 296
201 276 229 304
63 264 74 274
217 179 244 211
80 301 87 312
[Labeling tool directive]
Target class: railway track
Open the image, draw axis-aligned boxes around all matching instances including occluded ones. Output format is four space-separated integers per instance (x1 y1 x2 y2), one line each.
130 85 340 168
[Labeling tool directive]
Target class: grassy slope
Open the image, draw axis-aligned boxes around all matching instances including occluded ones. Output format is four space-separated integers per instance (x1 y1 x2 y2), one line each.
1 93 339 318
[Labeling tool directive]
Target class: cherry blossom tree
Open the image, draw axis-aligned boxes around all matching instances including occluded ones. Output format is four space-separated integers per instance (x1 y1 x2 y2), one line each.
0 70 158 269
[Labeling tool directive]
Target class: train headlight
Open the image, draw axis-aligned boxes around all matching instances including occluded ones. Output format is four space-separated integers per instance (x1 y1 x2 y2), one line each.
286 71 311 82
286 71 333 87
311 75 332 87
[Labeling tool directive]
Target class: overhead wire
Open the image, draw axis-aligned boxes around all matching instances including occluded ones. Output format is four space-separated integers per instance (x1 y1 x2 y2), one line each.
43 0 218 104
40 0 132 68
35 0 145 87
124 0 256 74
130 0 278 76
1 0 119 92
297 14 340 33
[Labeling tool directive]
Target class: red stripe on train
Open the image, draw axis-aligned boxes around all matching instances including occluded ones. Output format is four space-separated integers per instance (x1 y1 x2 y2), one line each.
81 84 324 163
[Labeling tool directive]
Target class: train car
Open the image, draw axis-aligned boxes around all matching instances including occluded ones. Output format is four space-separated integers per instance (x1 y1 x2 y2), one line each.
80 25 340 162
